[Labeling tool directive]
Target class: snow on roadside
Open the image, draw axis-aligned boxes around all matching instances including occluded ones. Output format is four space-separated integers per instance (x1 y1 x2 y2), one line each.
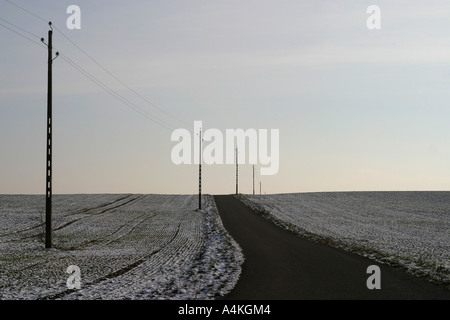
0 194 243 300
132 195 244 300
237 192 449 286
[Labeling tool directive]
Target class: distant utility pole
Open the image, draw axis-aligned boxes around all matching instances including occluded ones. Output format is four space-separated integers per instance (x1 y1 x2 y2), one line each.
235 147 238 195
260 181 261 195
41 22 58 249
198 128 202 210
252 165 255 195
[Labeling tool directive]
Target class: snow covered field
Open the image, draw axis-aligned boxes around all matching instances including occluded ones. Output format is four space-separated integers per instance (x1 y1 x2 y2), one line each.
238 192 449 286
0 194 243 300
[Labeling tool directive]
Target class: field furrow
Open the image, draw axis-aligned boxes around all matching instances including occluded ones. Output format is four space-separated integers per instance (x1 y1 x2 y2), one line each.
238 192 450 286
0 194 243 300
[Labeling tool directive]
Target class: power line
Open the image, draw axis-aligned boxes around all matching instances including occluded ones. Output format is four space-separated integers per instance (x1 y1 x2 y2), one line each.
0 18 179 130
59 55 175 130
59 53 177 131
0 18 175 130
5 0 189 129
0 16 41 39
0 21 44 47
3 0 190 127
53 25 191 127
3 0 48 23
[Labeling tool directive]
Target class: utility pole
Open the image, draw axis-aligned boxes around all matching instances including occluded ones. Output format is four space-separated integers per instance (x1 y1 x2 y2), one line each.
235 147 238 195
260 181 261 195
41 22 58 249
198 128 202 210
252 165 255 195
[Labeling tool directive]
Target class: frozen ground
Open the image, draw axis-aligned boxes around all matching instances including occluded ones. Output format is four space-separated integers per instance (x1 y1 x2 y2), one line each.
0 194 243 300
238 192 449 286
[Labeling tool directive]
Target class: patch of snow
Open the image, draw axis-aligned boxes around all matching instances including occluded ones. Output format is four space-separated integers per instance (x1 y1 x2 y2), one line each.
0 194 243 300
237 191 449 286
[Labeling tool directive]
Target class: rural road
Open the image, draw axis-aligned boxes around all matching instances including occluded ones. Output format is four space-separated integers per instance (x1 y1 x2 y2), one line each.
214 195 450 300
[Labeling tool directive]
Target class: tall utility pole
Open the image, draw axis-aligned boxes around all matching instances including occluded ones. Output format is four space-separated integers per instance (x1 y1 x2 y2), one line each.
41 22 58 249
260 181 261 195
252 165 255 195
198 128 202 210
235 147 238 195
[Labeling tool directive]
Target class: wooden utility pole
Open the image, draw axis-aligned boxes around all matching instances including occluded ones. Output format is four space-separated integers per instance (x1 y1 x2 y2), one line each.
198 128 202 210
235 147 238 195
252 165 255 195
45 27 53 248
42 22 58 249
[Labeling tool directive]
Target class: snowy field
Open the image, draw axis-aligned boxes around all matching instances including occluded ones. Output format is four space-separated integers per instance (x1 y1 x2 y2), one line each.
0 194 243 300
238 192 449 286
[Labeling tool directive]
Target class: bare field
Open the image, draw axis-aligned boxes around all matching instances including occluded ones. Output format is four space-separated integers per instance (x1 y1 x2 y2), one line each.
238 191 450 286
0 194 243 300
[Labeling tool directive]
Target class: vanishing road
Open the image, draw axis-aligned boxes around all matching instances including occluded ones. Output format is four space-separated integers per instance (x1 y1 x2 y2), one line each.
214 195 450 300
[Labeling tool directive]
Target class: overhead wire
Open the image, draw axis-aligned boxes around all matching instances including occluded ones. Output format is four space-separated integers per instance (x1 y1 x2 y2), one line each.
0 16 41 38
0 20 44 47
0 16 176 130
0 13 47 242
4 0 48 23
0 2 189 237
53 24 191 127
58 52 177 131
2 0 190 128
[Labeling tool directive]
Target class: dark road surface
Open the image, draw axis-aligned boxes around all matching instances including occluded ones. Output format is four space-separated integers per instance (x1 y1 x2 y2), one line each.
214 195 450 300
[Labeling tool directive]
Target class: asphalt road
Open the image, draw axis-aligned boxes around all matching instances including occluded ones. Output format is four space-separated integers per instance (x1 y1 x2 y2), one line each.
214 195 450 300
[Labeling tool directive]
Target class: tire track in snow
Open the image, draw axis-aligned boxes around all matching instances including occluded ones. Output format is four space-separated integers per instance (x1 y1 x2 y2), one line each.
0 194 134 241
38 224 181 300
0 195 142 244
70 211 156 250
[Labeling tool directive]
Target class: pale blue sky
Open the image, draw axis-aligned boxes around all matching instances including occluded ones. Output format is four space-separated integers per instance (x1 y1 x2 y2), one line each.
1 0 450 194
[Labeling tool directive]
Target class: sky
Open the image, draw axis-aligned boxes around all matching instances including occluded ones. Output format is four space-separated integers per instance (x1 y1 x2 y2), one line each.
1 0 450 195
